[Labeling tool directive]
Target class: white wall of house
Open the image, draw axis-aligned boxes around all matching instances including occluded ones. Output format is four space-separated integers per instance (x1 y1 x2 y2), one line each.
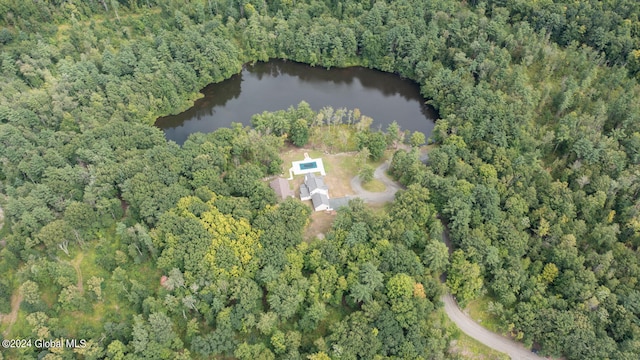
314 203 331 211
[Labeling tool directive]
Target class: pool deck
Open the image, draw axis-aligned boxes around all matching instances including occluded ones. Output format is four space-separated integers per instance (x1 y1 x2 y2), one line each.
288 153 326 179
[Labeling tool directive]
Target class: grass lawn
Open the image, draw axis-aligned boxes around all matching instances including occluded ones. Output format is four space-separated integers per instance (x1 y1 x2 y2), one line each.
452 331 511 360
308 125 360 153
466 295 504 334
280 147 361 198
361 179 386 192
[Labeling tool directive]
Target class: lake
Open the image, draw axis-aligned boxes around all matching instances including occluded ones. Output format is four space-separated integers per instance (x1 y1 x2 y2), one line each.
155 60 437 145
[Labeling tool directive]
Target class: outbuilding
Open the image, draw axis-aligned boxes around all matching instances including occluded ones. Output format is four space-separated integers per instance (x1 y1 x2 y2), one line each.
270 177 294 200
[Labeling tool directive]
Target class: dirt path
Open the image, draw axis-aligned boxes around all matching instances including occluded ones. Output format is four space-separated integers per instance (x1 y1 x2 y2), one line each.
0 203 4 231
68 253 84 294
349 161 402 203
1 292 24 337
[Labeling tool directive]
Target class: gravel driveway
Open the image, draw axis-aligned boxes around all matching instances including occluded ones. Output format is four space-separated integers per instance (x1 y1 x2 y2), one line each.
351 159 544 359
442 293 543 359
349 161 402 203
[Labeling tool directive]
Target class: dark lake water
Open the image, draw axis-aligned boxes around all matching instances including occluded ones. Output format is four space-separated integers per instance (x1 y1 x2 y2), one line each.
156 60 438 145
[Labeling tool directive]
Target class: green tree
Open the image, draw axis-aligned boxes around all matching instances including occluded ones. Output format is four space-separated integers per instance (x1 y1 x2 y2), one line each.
386 121 401 148
423 239 450 275
290 118 310 146
359 164 374 183
366 131 388 160
446 250 483 307
409 131 426 147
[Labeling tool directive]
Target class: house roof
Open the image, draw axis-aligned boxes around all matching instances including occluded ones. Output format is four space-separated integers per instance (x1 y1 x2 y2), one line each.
305 173 328 192
270 177 293 199
311 192 330 209
300 184 310 199
329 196 351 210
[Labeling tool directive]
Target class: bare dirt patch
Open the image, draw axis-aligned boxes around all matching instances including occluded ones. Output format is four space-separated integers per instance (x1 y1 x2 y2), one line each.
304 210 337 241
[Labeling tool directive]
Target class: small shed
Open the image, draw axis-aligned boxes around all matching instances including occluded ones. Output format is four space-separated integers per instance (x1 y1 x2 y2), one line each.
270 177 294 200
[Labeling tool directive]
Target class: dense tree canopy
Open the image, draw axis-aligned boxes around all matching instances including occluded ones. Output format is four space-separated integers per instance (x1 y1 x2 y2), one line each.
1 0 640 359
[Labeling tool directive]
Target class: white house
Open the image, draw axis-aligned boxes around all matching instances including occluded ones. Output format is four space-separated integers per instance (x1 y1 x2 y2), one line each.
300 173 332 211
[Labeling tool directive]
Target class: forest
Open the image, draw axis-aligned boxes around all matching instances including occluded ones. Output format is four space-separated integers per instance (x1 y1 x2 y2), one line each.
1 0 640 359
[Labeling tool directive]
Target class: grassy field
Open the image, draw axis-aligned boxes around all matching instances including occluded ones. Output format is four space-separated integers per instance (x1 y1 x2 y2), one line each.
308 124 360 153
280 147 361 198
453 331 511 360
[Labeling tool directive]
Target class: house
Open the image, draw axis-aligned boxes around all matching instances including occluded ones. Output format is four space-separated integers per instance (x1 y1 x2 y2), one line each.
270 177 294 200
300 173 332 211
311 193 331 211
300 173 328 200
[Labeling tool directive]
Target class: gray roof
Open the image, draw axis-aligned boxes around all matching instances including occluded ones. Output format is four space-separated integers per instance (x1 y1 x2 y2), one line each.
270 178 293 199
311 193 330 209
300 184 310 199
329 197 351 210
305 173 328 192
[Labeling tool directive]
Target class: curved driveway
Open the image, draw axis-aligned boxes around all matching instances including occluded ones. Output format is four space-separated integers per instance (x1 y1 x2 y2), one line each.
351 160 544 359
442 293 542 359
349 161 402 203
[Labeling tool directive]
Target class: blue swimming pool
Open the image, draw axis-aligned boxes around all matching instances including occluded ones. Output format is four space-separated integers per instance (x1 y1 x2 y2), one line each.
300 162 318 170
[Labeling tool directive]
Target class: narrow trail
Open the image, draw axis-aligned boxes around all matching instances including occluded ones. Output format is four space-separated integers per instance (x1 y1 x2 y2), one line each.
0 203 4 232
70 253 85 294
1 292 24 337
351 158 543 359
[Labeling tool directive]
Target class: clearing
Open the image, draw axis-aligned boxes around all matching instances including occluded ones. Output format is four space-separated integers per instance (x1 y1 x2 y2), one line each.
1 291 24 337
303 211 337 241
466 296 504 334
280 147 370 198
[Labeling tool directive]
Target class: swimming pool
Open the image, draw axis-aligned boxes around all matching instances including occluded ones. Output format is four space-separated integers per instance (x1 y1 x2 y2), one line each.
300 162 318 170
289 155 326 179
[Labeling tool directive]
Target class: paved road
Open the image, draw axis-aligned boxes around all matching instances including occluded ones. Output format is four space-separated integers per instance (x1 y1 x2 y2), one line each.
349 161 402 203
